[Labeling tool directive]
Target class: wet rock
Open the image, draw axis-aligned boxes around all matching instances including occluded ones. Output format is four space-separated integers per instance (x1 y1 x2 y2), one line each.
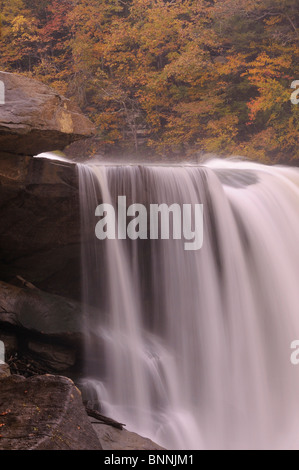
0 155 81 300
91 421 165 450
0 374 102 450
0 281 103 376
0 280 82 338
27 341 76 372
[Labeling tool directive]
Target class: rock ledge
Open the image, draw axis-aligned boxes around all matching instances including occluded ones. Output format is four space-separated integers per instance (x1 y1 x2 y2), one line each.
0 71 95 156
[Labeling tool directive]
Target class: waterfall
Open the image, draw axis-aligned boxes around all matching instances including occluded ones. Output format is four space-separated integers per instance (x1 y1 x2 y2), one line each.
77 159 299 450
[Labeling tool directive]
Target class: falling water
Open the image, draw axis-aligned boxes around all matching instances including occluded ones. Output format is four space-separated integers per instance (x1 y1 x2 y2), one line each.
77 159 299 450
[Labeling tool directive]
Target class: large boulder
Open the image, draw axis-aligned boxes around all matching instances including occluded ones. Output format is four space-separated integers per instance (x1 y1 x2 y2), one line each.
0 71 95 156
0 280 103 375
0 280 84 374
0 280 82 337
0 374 102 450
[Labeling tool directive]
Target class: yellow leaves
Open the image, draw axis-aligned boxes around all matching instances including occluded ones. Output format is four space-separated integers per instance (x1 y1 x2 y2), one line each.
11 15 28 33
242 50 295 128
247 80 289 120
245 52 292 83
202 115 239 152
50 80 68 96
2 9 37 41
0 0 297 161
215 54 247 76
264 15 283 27
174 97 221 118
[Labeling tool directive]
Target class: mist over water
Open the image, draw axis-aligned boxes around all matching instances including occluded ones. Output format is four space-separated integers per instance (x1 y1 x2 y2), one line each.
78 159 299 450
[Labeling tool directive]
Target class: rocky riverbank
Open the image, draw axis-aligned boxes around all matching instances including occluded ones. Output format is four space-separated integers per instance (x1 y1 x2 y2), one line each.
0 370 163 450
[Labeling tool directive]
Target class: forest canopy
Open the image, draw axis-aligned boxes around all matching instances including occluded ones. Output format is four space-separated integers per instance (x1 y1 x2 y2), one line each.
0 0 298 162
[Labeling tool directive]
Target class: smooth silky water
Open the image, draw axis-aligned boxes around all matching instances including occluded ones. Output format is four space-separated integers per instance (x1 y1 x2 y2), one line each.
77 158 299 450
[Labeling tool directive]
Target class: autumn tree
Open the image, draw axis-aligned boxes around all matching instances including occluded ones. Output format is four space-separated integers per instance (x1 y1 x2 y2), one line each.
0 0 298 161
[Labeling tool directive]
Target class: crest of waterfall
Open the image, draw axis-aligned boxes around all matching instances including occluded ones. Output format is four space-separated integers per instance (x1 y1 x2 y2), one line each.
78 159 299 450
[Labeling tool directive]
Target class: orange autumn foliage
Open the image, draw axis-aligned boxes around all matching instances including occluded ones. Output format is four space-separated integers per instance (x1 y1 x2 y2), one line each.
0 0 298 162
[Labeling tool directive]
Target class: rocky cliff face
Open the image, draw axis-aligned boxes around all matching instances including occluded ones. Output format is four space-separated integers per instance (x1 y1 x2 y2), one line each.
0 73 92 380
0 154 81 299
0 71 95 157
0 71 92 299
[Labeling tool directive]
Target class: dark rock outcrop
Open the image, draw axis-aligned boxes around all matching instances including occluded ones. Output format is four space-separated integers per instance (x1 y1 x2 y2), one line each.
0 73 100 375
0 280 104 376
0 280 84 375
0 280 82 337
0 374 102 450
27 341 76 372
0 71 96 300
0 154 81 300
0 71 95 157
0 71 96 298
